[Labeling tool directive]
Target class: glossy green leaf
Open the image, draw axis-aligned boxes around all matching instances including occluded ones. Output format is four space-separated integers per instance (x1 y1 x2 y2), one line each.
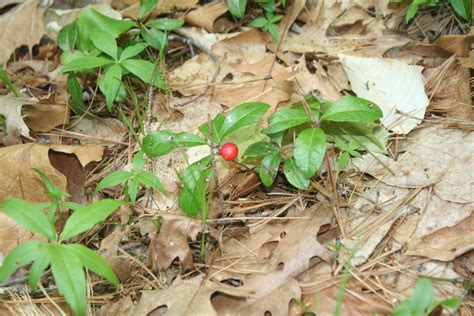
243 141 279 161
57 22 77 51
220 102 270 140
139 0 158 18
127 178 140 203
98 63 122 110
66 73 87 116
263 107 310 134
178 165 211 219
142 131 207 157
60 199 122 241
321 96 383 122
96 171 132 191
449 0 471 21
121 59 165 88
135 171 166 195
76 8 136 52
60 57 114 73
2 199 56 241
0 241 42 284
294 128 327 178
283 158 310 190
90 30 117 59
258 151 281 187
28 249 51 289
120 43 148 61
49 245 87 316
406 3 420 23
146 18 185 30
198 113 225 142
65 244 119 288
227 0 247 18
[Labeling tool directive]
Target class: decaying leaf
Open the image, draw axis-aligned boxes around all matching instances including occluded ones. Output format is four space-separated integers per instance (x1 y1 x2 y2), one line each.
0 96 37 145
68 117 128 147
185 1 228 33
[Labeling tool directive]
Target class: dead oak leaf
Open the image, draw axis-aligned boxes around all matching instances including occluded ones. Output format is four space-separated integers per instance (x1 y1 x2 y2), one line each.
0 96 37 145
185 1 228 33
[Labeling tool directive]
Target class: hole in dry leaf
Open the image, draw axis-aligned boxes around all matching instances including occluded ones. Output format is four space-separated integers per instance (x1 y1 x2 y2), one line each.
220 278 243 287
258 241 279 260
264 311 272 316
211 291 247 313
280 231 287 239
316 225 340 244
309 256 324 267
277 262 284 271
222 73 234 82
148 304 167 316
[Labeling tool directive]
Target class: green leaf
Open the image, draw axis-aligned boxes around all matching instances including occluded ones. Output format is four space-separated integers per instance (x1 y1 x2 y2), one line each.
34 168 67 200
249 17 268 28
49 245 87 316
220 102 270 140
198 113 225 141
406 3 420 23
410 278 434 315
28 249 51 289
60 199 122 241
120 43 148 61
142 131 207 157
57 22 78 51
140 27 167 51
0 241 42 284
261 0 276 12
258 151 281 187
321 96 383 122
294 128 327 178
283 158 310 190
132 151 146 172
438 298 461 309
139 0 159 19
61 57 114 73
1 199 56 241
135 171 166 195
96 171 133 191
0 66 20 97
449 0 471 21
337 152 350 172
243 141 279 161
227 0 247 18
178 165 211 219
263 108 310 134
98 63 122 110
146 18 185 31
121 59 165 88
90 30 118 59
65 244 119 288
266 22 280 42
66 73 87 116
76 8 136 52
127 178 140 203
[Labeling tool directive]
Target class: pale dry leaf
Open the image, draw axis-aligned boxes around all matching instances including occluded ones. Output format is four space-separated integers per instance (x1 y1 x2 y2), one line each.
149 214 201 271
25 96 69 132
340 54 429 134
353 126 473 204
185 1 228 33
434 34 474 57
0 0 45 64
68 117 127 147
212 29 269 64
99 229 133 282
0 96 37 145
121 0 198 18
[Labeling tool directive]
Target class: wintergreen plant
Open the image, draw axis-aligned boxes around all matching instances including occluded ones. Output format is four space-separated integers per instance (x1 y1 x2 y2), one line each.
96 151 166 203
0 169 121 316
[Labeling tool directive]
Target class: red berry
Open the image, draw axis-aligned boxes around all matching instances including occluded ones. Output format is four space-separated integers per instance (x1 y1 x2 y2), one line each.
219 143 238 161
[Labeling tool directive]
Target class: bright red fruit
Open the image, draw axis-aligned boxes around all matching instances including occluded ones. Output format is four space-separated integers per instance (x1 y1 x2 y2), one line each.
219 143 238 161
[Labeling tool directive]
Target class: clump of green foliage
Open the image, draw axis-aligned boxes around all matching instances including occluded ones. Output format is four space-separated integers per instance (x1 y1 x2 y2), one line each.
399 0 471 23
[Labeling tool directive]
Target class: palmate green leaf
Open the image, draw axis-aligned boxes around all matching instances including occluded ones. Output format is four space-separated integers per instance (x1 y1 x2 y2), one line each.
261 0 276 12
220 102 270 141
34 168 68 200
178 165 212 219
28 249 51 289
120 43 148 61
139 0 159 19
227 0 247 18
76 8 136 52
140 27 167 51
263 107 310 134
57 22 78 51
135 171 166 195
142 131 207 157
90 30 118 60
0 241 42 284
60 199 122 241
66 73 87 116
283 158 310 190
127 178 140 203
294 128 327 178
249 17 268 28
449 0 471 21
1 199 56 241
146 18 185 31
321 96 383 122
96 170 133 191
49 245 87 316
258 151 281 187
266 23 280 42
61 57 114 73
98 63 122 110
65 244 119 288
121 59 165 88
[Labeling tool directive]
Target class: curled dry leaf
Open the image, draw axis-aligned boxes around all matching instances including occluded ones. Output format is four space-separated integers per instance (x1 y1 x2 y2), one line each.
25 94 69 133
185 1 228 33
0 96 37 145
340 54 429 134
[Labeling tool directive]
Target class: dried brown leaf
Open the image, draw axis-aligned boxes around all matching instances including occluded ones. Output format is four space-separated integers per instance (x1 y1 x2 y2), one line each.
185 1 228 33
